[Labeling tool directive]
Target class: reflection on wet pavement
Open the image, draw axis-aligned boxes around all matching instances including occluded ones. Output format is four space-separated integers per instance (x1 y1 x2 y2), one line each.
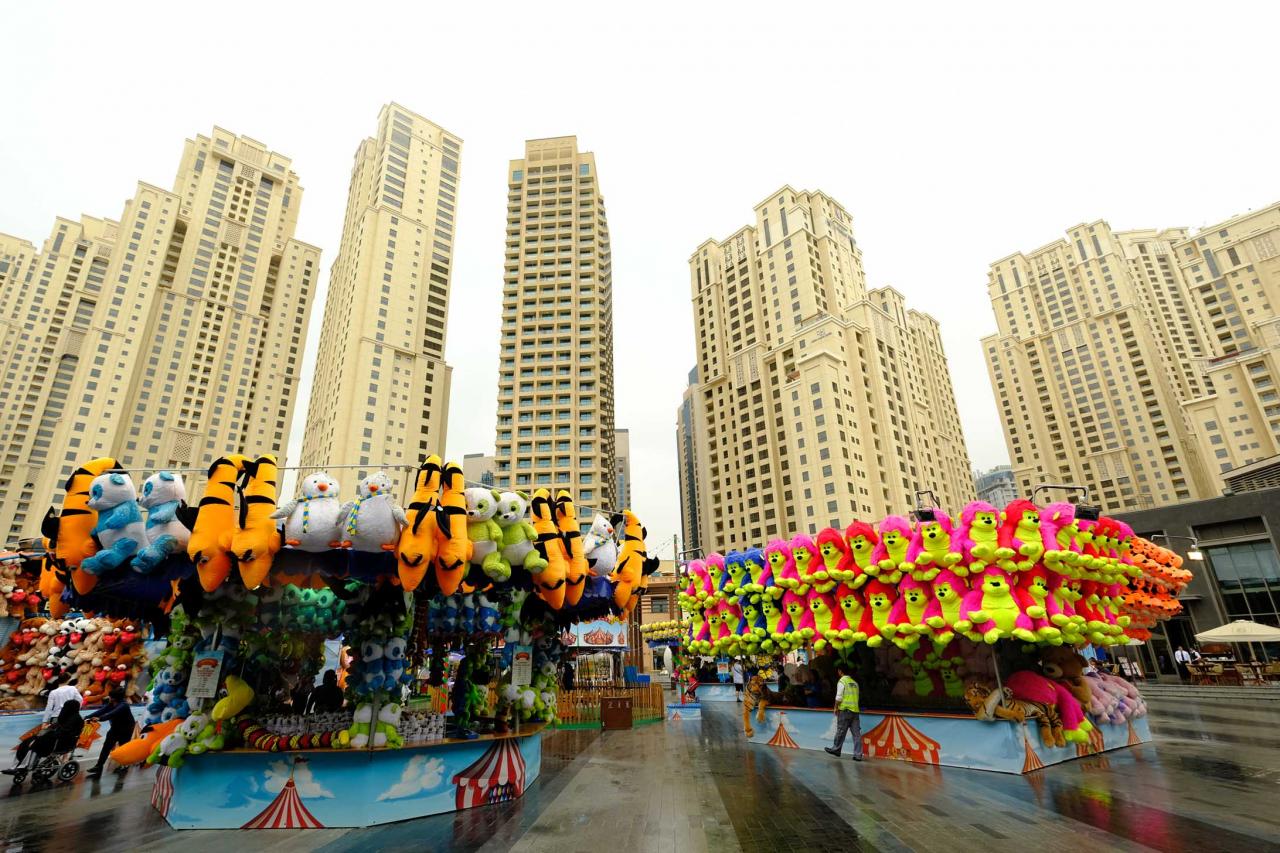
1 694 1277 852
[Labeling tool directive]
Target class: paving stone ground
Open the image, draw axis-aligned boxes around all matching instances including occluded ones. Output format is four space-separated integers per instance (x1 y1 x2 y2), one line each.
1 693 1277 852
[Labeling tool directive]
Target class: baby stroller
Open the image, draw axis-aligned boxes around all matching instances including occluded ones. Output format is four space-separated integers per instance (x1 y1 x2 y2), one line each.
8 723 84 787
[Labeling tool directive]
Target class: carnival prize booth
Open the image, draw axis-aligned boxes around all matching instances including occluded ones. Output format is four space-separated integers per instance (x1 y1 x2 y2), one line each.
677 501 1186 774
19 453 660 827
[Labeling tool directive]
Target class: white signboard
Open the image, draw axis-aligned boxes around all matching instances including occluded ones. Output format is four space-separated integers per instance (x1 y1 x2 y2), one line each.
187 650 225 699
511 644 533 687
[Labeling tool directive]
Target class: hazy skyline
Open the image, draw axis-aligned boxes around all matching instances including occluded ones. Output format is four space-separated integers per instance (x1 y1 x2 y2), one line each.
3 2 1278 555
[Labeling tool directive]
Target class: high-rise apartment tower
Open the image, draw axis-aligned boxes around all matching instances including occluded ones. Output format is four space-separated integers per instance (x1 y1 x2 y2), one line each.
0 129 320 543
493 137 615 509
301 105 459 493
980 205 1280 511
687 187 974 553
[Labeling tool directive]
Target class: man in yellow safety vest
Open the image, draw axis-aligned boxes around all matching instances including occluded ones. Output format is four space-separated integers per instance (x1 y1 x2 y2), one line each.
824 662 864 761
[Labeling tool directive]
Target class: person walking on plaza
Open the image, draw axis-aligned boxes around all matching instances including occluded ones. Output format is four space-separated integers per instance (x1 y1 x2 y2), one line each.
86 688 135 777
825 663 863 761
731 660 745 702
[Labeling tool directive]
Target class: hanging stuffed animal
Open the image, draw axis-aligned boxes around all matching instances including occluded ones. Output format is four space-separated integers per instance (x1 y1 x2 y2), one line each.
395 457 441 591
274 471 344 552
610 510 649 614
840 520 878 587
81 472 148 575
923 568 968 647
902 509 962 582
190 455 248 592
858 579 898 647
434 461 472 594
814 528 848 593
464 487 511 582
888 575 933 649
764 539 797 596
581 512 617 577
998 499 1044 572
871 516 913 583
43 457 118 595
497 490 548 574
232 454 281 589
957 565 1037 644
342 471 407 553
555 491 588 606
955 500 1008 576
529 489 569 609
789 534 820 591
133 471 190 573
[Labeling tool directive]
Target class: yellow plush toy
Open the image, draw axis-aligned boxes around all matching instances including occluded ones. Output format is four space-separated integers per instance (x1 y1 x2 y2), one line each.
611 510 648 613
555 491 588 607
434 461 472 595
530 489 569 609
232 454 280 590
190 455 248 592
396 455 442 592
212 674 254 720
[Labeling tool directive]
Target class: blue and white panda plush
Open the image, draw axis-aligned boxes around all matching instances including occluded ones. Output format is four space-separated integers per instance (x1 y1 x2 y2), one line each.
82 472 148 575
359 640 385 693
476 591 501 634
133 471 190 573
383 637 412 688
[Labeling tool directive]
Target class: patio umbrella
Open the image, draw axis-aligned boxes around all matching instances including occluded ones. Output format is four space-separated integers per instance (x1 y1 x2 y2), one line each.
1195 619 1280 665
1195 620 1280 642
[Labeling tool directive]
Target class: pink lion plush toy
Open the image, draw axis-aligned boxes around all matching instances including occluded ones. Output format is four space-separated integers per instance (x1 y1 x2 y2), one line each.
1006 668 1094 744
954 500 1006 577
957 565 1038 643
871 516 914 583
902 509 963 582
766 538 801 595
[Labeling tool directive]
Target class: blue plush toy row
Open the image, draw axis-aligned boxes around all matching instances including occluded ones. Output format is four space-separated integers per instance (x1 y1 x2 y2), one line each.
425 592 502 636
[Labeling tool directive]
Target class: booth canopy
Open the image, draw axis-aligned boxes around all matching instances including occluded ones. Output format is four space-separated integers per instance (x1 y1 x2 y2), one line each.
1195 619 1280 643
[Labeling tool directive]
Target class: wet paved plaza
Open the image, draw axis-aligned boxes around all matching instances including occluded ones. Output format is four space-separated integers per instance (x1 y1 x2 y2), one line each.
1 692 1277 852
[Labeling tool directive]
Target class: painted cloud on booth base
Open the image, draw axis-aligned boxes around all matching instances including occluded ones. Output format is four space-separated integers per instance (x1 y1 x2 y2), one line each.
377 754 446 801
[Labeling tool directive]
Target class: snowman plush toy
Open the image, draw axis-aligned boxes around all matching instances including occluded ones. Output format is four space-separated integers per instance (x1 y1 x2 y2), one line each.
273 472 343 552
341 471 408 552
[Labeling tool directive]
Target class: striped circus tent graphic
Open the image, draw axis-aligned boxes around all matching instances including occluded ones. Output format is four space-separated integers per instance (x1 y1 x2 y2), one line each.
242 758 325 829
151 765 174 818
452 738 527 809
670 710 682 720
1126 719 1142 746
765 713 799 748
862 715 940 764
1021 730 1045 773
1075 725 1105 757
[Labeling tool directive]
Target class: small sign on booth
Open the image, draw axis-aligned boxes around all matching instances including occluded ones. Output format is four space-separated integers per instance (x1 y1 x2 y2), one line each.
187 650 225 700
511 644 533 687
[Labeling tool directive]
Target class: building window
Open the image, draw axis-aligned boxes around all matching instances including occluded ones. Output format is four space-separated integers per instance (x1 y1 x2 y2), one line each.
1206 539 1280 630
579 164 589 176
650 597 669 614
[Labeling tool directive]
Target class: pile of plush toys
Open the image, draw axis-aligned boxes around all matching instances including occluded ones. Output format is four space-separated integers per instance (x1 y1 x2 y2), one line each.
678 499 1174 745
0 615 146 709
24 449 662 768
1 556 44 619
638 620 688 644
679 500 1188 659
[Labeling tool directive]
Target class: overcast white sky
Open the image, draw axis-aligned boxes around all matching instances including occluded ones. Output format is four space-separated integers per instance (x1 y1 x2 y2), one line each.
3 2 1278 556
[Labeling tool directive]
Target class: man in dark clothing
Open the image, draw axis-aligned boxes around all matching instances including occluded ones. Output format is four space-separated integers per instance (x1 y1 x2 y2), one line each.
86 688 135 776
306 670 345 713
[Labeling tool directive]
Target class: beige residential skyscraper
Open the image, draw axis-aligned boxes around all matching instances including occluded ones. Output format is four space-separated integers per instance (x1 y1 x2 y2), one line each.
981 222 1218 510
301 105 459 492
687 187 974 552
493 137 615 509
676 366 712 554
1173 202 1280 485
0 129 320 543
